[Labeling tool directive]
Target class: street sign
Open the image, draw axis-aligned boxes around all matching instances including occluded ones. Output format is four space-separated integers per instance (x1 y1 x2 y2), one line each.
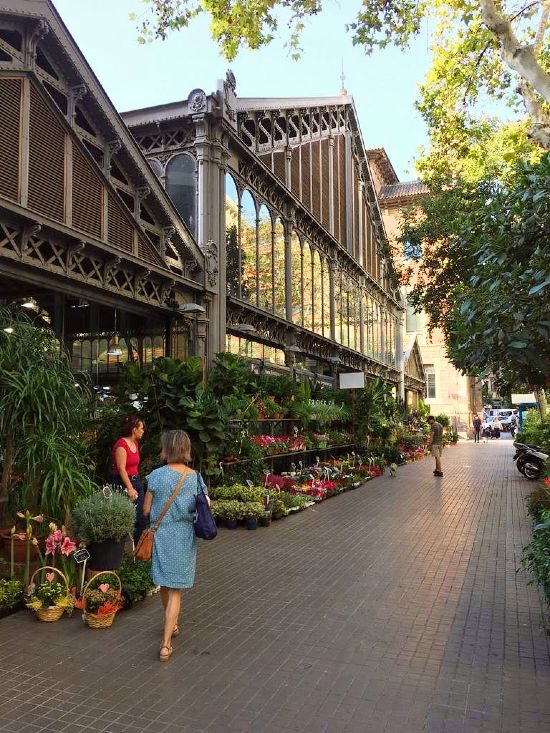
339 372 365 389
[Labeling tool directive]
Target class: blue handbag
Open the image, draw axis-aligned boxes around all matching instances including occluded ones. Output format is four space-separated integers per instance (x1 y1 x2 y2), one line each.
194 473 217 540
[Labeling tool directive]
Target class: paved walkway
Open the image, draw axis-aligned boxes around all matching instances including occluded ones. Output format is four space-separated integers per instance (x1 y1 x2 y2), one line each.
1 441 549 733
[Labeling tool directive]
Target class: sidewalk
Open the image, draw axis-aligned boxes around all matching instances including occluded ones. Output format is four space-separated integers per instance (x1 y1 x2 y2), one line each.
1 441 549 733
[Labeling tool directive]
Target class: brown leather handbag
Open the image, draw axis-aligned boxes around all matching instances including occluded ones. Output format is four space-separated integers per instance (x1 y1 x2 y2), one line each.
134 473 186 561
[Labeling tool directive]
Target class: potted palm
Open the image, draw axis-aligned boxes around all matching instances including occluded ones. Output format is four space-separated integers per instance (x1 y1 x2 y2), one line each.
71 492 135 571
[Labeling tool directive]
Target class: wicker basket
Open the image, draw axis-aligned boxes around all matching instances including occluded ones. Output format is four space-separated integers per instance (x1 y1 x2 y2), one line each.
28 566 70 623
82 571 122 629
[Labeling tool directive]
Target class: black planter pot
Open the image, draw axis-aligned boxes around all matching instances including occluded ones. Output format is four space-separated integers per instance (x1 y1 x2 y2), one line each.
245 519 258 530
225 519 238 530
87 539 124 570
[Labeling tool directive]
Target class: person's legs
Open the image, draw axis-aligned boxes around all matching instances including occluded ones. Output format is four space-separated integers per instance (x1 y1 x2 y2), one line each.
159 586 169 611
432 445 442 475
160 588 181 659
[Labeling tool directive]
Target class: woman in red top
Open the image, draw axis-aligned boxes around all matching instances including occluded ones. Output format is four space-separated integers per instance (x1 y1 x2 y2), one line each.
111 416 145 542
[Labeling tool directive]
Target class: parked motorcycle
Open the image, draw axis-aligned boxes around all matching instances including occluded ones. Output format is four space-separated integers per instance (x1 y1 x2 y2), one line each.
513 442 549 480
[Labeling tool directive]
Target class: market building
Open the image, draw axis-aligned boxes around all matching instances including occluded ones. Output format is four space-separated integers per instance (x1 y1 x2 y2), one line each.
0 0 424 401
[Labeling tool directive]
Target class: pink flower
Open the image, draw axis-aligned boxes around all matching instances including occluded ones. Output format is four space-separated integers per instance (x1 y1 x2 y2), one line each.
16 511 25 519
60 537 76 556
45 535 57 555
98 583 110 593
48 522 58 532
17 533 26 541
33 515 44 523
52 529 63 543
46 572 55 582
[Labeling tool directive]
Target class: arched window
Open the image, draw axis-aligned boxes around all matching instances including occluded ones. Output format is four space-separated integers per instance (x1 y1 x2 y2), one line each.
148 158 163 180
273 218 286 318
240 190 257 304
258 204 273 312
165 154 197 235
334 268 343 344
291 231 302 324
225 174 239 297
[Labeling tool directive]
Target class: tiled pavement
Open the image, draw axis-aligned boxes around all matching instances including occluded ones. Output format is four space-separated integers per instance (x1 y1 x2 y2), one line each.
1 440 549 733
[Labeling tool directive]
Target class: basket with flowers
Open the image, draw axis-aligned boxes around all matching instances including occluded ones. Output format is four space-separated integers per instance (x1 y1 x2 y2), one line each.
26 566 73 622
82 571 123 629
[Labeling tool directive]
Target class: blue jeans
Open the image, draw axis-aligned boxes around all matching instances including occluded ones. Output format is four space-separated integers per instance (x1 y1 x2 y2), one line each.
110 474 147 545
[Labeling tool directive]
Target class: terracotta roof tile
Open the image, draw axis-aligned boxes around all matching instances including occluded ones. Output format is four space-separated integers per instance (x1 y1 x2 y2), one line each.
379 180 429 200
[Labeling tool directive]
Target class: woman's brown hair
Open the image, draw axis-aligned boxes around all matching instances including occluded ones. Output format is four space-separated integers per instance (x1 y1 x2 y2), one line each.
160 430 192 464
121 415 144 437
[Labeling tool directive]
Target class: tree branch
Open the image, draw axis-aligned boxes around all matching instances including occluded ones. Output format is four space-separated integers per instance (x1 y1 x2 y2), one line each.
479 0 550 102
534 1 550 52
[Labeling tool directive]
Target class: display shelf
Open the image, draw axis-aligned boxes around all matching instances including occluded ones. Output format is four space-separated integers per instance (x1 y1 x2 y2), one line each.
220 443 356 466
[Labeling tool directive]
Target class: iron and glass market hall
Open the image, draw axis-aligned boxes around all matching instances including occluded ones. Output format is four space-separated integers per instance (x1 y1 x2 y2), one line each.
0 0 416 396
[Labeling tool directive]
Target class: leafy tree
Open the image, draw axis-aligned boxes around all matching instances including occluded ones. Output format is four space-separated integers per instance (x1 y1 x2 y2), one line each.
135 1 550 149
404 154 550 400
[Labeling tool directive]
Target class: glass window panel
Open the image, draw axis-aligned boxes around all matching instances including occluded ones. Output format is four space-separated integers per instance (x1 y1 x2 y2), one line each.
143 336 153 364
303 244 314 332
165 154 196 235
240 190 257 305
313 249 322 334
153 335 164 359
225 174 240 297
334 268 343 344
291 231 302 324
322 258 330 338
258 205 273 312
273 218 286 318
149 158 163 180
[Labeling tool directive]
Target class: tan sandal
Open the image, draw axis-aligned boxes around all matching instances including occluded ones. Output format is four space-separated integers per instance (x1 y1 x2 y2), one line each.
171 625 180 637
159 645 173 662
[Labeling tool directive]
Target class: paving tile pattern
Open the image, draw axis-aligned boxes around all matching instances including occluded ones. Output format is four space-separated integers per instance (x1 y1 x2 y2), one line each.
0 441 549 732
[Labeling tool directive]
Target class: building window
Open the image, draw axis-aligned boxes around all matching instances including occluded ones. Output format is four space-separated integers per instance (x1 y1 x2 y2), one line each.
405 302 421 333
165 153 197 235
424 364 436 399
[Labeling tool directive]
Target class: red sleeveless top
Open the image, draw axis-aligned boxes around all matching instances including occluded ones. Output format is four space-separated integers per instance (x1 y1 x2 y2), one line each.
112 438 140 476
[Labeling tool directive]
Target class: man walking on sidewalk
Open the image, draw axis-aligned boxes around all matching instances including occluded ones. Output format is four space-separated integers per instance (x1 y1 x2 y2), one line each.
428 415 444 477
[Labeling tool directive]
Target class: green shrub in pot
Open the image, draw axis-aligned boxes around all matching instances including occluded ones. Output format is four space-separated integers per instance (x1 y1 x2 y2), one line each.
72 492 136 543
71 492 136 571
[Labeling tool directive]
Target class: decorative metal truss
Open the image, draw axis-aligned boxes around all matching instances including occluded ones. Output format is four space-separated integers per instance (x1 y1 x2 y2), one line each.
237 103 347 154
227 298 401 383
0 212 200 311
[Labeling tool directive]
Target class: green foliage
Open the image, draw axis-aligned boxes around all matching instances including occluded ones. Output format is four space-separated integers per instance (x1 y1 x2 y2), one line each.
71 491 136 543
526 487 550 524
435 413 450 428
356 378 398 448
239 501 265 520
406 155 550 390
116 557 155 607
206 352 256 398
210 499 243 521
516 410 550 455
271 498 289 517
521 508 550 605
209 484 264 502
0 309 95 516
0 578 23 610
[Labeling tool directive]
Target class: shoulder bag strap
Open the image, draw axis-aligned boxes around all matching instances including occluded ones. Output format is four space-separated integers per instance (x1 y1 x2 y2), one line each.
150 472 187 533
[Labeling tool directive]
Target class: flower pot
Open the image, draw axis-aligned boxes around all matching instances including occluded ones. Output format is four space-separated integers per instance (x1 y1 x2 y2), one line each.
272 513 283 521
0 530 39 563
225 519 238 529
84 611 117 629
245 519 258 530
259 515 272 527
36 605 65 623
87 539 124 571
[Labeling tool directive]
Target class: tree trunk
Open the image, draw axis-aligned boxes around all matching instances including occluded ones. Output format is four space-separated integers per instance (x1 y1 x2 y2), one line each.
534 386 548 419
0 435 15 502
479 0 550 149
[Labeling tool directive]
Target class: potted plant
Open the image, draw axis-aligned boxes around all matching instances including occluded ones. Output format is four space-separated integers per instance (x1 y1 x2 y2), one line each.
0 578 23 618
241 501 265 530
81 571 123 628
26 566 73 622
71 491 135 571
259 510 272 527
271 498 288 520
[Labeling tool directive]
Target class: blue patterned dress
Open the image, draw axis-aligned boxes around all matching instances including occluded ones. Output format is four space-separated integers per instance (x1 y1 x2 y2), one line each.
146 466 202 589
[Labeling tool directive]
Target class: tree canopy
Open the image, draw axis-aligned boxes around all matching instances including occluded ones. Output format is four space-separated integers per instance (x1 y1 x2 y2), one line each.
402 153 550 392
135 1 550 150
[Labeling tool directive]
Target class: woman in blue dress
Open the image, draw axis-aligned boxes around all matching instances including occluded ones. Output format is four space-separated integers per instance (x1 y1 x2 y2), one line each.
143 430 209 662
